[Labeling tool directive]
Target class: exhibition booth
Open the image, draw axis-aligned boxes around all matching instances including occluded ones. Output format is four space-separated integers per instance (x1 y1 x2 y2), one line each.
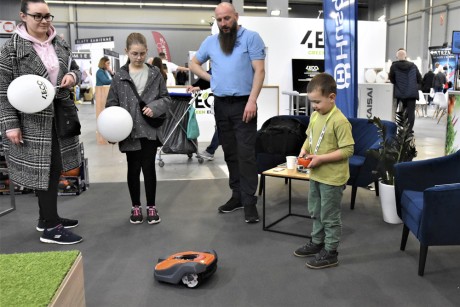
2 4 460 306
90 17 388 142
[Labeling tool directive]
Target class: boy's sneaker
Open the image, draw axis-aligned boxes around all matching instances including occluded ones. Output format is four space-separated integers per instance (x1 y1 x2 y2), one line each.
147 206 161 224
130 206 144 224
305 248 339 269
244 204 259 223
294 241 325 257
218 198 243 213
36 217 79 232
40 224 83 245
200 150 214 161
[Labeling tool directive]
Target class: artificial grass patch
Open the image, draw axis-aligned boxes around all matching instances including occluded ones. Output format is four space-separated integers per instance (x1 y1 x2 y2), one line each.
0 250 80 307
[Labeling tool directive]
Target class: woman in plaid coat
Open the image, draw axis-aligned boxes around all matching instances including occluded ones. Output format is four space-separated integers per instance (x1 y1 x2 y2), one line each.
0 0 82 244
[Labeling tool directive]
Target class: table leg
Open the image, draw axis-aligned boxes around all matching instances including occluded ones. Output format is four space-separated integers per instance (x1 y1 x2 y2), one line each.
288 178 292 215
262 174 266 229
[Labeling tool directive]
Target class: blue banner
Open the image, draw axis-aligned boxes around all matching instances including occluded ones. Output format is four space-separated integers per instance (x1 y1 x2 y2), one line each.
323 0 358 118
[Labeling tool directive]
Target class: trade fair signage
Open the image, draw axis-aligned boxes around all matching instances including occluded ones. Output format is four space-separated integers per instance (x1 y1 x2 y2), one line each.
323 0 358 118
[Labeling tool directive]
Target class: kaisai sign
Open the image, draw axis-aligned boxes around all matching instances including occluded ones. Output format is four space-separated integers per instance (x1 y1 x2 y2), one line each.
0 20 16 34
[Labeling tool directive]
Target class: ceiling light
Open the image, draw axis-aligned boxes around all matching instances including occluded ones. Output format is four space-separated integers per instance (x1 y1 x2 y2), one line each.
46 1 292 11
47 1 216 8
270 10 281 16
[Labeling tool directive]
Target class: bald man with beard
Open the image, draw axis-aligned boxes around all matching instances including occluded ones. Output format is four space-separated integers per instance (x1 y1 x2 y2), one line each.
189 2 265 224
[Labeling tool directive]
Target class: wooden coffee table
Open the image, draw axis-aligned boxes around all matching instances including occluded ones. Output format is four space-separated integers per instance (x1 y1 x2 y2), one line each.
261 167 312 238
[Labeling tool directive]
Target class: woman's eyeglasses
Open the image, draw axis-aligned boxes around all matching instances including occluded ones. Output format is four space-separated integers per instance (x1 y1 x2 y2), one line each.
26 13 54 22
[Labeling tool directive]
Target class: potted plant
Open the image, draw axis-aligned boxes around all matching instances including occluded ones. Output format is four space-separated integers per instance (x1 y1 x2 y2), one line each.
369 111 417 223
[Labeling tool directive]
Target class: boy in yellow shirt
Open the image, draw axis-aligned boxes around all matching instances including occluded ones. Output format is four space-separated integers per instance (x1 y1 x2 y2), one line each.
294 73 354 269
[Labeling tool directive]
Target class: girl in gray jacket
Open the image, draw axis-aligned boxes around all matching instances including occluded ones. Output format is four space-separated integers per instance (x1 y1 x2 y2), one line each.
106 33 171 225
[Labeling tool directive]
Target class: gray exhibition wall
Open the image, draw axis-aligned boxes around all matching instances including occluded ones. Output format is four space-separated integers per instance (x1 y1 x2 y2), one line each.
2 0 460 74
371 0 460 73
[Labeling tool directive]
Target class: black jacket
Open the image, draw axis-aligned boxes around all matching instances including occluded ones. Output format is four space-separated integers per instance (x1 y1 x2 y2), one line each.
432 71 447 90
421 70 434 93
389 60 422 100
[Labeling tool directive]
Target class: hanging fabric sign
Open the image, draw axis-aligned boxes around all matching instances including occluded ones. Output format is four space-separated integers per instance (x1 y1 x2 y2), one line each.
152 31 171 62
323 0 358 118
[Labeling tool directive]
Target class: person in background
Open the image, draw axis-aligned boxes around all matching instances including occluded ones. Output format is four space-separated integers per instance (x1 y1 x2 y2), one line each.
189 2 265 223
293 73 354 269
389 48 422 132
186 72 219 161
81 68 93 88
421 68 434 117
0 0 82 244
442 66 452 94
421 68 434 101
106 33 171 225
432 64 447 93
151 57 168 82
96 56 114 86
159 51 189 85
149 57 175 86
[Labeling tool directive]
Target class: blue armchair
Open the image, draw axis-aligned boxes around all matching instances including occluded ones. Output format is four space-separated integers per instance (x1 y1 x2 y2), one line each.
256 115 310 195
347 118 397 209
394 150 460 276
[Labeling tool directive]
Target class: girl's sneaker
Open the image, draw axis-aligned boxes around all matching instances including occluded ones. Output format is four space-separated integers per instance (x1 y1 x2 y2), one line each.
130 206 143 224
147 206 161 224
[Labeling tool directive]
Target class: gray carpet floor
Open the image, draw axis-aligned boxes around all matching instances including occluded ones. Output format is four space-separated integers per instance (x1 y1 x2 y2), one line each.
1 179 459 307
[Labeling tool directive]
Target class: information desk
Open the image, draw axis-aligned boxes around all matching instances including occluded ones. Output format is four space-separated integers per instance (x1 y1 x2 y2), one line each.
262 167 311 238
357 83 394 121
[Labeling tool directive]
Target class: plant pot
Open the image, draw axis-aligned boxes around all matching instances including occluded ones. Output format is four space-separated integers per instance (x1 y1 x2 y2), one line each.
378 181 403 224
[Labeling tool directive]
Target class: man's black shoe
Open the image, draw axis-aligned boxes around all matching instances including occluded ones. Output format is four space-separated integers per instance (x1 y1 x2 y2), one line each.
218 198 243 213
244 204 259 223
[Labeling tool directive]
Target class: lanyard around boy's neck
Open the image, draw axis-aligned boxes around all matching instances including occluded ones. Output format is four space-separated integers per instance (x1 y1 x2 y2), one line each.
309 105 337 155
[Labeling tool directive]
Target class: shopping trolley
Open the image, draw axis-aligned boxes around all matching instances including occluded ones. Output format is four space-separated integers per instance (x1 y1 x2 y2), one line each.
158 92 204 167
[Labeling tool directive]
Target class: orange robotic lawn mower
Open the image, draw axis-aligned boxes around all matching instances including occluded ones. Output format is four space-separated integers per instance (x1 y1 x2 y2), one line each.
154 250 218 288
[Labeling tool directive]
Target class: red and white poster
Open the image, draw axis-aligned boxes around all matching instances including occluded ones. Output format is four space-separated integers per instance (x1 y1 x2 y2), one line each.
0 20 16 34
152 31 171 61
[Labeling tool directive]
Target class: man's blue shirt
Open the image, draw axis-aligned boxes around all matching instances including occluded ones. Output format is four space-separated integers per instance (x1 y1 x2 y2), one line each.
195 27 265 96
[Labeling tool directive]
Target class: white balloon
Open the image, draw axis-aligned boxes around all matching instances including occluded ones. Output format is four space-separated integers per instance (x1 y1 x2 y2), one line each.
7 74 55 113
376 71 388 83
364 69 377 83
97 106 133 143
